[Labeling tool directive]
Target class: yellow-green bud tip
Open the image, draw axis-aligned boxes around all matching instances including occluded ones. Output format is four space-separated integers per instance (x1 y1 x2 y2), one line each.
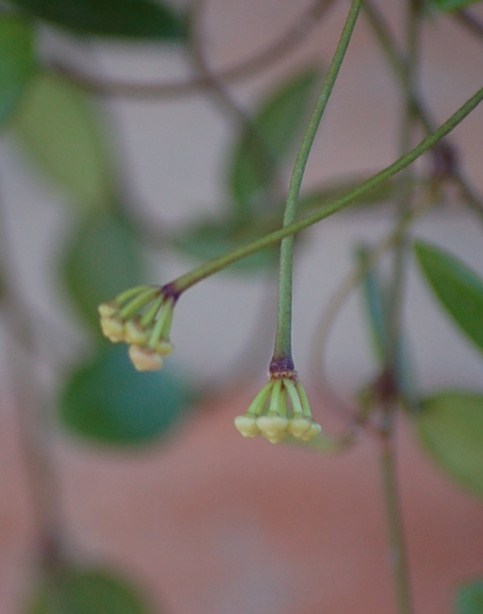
128 345 164 371
234 415 260 438
100 316 125 343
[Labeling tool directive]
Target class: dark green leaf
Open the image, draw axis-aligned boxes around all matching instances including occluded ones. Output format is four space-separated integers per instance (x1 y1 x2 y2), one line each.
414 241 483 354
0 15 36 128
429 0 482 11
174 216 277 274
229 69 318 216
13 72 111 206
416 391 483 497
456 580 483 614
60 345 193 445
28 567 150 614
8 0 186 39
62 211 142 331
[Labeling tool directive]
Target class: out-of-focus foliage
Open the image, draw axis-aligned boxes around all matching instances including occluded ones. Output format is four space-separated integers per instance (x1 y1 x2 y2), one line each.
62 211 143 331
456 580 483 614
415 241 483 354
6 0 186 39
14 73 111 207
28 567 151 614
60 345 193 446
416 391 483 497
0 14 36 127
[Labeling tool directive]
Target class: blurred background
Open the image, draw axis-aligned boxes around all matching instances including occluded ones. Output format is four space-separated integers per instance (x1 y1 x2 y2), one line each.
1 0 483 612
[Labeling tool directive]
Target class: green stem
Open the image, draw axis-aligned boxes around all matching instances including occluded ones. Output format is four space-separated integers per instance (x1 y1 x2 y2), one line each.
272 0 362 361
383 3 421 612
380 423 413 614
170 86 483 291
363 0 483 226
387 0 421 381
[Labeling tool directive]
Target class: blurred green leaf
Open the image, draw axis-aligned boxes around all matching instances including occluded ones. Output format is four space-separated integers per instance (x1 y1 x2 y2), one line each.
456 580 483 614
299 174 413 213
414 241 483 354
174 216 277 274
29 567 150 614
356 246 418 408
429 0 482 11
60 345 193 445
357 246 388 364
416 391 483 497
62 211 142 331
8 0 186 39
13 72 111 206
0 14 36 128
229 69 318 216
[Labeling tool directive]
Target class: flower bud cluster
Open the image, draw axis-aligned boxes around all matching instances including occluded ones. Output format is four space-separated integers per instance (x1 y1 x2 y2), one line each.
234 372 322 444
98 285 176 371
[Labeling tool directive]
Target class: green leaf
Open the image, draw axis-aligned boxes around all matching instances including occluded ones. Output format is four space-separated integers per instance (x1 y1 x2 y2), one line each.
416 391 483 497
174 216 277 274
229 69 319 216
414 241 483 354
0 15 36 128
13 72 111 206
62 211 143 331
60 345 193 446
28 567 150 614
456 580 483 614
8 0 186 39
429 0 482 12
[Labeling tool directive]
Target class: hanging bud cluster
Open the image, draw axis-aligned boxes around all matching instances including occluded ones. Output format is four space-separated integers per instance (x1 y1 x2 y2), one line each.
234 371 322 444
98 285 176 371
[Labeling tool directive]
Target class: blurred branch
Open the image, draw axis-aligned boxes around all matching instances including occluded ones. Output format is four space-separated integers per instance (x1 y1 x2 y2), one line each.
188 0 285 207
309 199 434 423
363 0 483 227
47 0 336 100
454 9 483 42
0 182 66 571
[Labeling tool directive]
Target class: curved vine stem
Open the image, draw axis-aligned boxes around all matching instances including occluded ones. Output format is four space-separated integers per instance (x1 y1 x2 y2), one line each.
47 0 336 99
169 85 483 292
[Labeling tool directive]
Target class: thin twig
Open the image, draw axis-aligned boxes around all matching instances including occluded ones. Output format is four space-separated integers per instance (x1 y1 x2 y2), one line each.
363 0 483 226
47 0 336 99
454 9 483 42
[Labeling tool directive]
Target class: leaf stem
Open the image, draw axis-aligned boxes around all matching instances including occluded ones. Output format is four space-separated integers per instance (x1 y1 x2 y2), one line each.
170 86 483 292
272 0 362 362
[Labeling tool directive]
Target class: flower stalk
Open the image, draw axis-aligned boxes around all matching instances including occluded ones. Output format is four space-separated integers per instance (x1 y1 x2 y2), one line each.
235 369 322 445
168 85 483 294
99 284 176 371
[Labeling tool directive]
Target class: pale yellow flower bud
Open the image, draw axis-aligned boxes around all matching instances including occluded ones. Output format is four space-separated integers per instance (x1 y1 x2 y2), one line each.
300 422 322 442
257 415 289 440
124 320 148 345
288 416 312 438
154 340 174 356
128 345 164 371
234 414 260 438
98 302 118 318
100 316 125 343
